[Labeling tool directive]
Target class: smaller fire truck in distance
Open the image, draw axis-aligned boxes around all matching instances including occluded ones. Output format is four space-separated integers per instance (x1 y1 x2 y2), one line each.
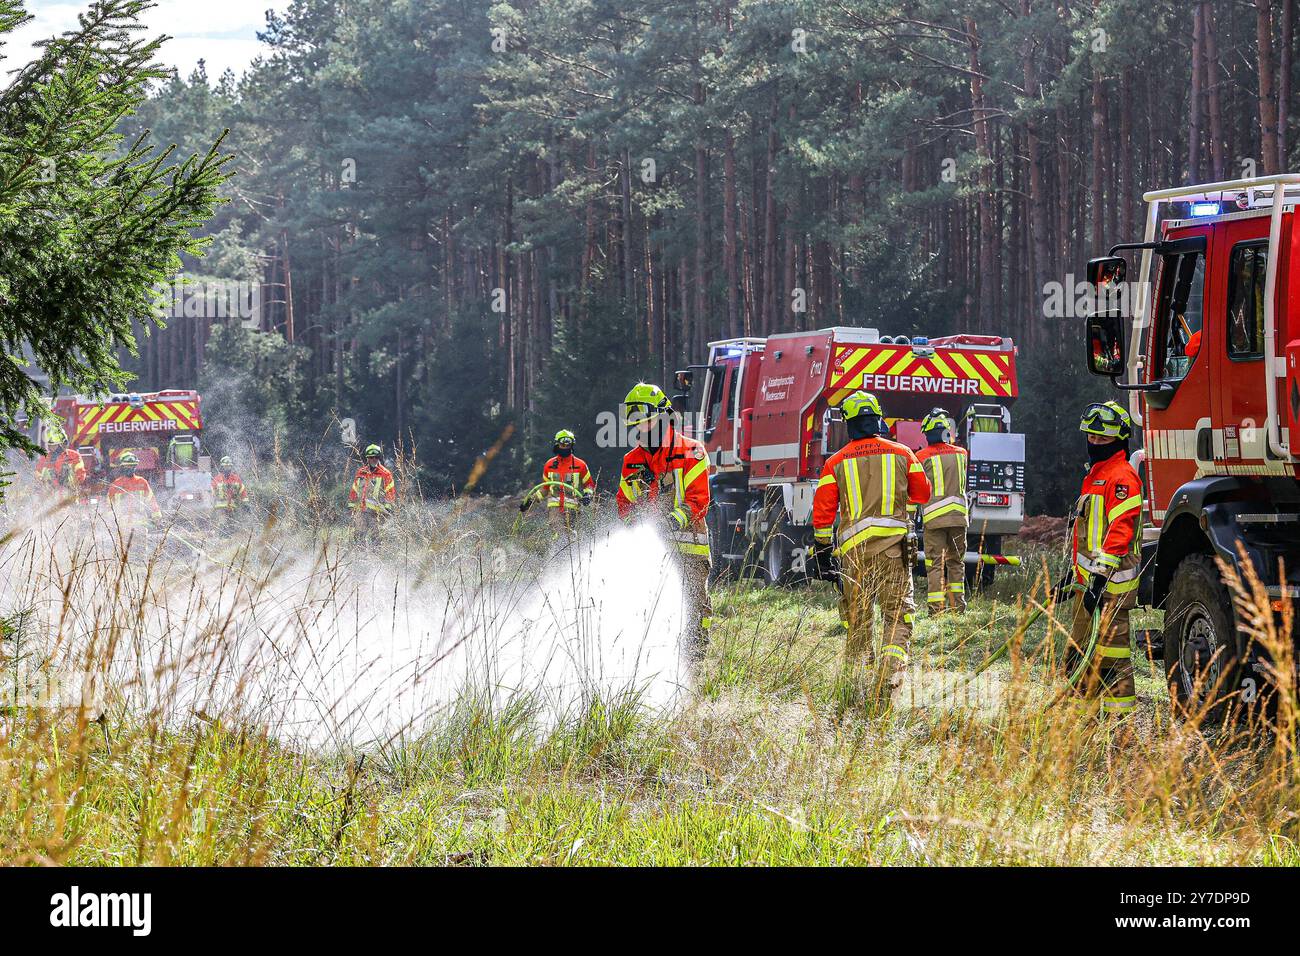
675 327 1025 585
36 389 210 509
1085 173 1300 720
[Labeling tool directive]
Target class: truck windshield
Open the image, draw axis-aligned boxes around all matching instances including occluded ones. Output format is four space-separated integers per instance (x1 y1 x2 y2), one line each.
705 363 729 431
1154 249 1205 382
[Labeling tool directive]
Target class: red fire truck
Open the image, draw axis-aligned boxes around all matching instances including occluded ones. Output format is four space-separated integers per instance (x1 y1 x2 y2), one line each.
675 327 1025 585
37 389 210 509
1085 173 1300 718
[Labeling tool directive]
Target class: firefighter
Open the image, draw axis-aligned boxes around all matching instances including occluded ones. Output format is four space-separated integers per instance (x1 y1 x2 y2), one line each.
33 426 86 496
211 456 249 516
1067 400 1142 716
812 391 931 710
615 383 713 660
520 429 595 530
915 408 969 614
348 443 396 534
107 452 161 526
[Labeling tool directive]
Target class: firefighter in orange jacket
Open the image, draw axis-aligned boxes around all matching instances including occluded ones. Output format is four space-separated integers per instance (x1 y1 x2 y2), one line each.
915 408 969 614
211 456 249 516
33 426 86 497
615 383 713 659
1068 401 1142 716
812 391 931 708
349 444 396 526
520 429 595 530
107 452 161 525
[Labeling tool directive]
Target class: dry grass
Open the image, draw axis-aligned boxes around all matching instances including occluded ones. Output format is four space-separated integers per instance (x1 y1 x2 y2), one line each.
1 485 1297 866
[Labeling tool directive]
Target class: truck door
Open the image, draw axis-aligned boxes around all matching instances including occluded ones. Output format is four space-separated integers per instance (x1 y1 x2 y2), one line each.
1142 230 1213 523
1214 216 1279 467
703 361 738 466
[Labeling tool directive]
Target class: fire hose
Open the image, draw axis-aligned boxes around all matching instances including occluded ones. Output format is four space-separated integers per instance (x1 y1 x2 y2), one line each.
929 580 1100 710
512 479 593 534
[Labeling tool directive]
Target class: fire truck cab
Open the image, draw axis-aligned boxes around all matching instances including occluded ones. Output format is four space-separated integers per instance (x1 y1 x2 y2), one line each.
676 326 1025 586
1086 174 1300 718
40 389 211 509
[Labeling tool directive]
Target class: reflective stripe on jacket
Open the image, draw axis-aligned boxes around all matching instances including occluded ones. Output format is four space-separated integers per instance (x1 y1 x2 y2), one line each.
812 436 931 557
1071 449 1142 597
35 449 86 490
616 429 711 558
108 475 161 520
212 472 249 509
540 455 595 511
914 442 969 529
349 464 396 514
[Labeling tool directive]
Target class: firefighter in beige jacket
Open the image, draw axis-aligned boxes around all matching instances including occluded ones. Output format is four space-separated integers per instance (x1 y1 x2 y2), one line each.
914 408 969 613
812 391 931 707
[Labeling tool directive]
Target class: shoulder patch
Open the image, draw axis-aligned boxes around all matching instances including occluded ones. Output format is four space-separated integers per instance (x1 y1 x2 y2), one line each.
692 446 705 460
1114 483 1130 500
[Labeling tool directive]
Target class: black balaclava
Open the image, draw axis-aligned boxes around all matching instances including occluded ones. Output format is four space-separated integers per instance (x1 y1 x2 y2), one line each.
555 445 573 459
1087 437 1128 467
924 426 948 446
637 414 672 453
847 414 884 441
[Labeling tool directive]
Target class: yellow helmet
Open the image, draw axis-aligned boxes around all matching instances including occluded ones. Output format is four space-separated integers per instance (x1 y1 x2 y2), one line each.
840 391 883 421
46 424 68 445
921 408 954 442
1079 400 1132 441
622 383 672 428
119 452 139 467
554 429 576 447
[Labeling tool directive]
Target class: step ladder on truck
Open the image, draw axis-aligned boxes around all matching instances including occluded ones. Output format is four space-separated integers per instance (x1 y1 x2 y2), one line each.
672 327 1026 588
1083 174 1300 720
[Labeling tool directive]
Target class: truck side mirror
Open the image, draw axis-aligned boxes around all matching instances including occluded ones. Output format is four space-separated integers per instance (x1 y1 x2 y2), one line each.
674 369 694 391
1086 255 1126 289
1085 256 1128 379
1086 313 1125 379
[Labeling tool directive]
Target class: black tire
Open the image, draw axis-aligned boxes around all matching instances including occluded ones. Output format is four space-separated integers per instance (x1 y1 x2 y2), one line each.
1162 553 1255 725
763 530 787 586
760 499 804 587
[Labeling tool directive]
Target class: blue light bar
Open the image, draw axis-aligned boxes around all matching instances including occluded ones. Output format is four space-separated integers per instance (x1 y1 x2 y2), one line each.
1189 201 1221 217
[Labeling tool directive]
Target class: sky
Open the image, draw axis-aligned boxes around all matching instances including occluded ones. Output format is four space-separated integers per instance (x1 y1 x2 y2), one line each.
4 0 278 82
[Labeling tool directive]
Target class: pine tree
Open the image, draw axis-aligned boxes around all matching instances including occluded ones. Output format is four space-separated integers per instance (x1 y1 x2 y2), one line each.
0 0 229 462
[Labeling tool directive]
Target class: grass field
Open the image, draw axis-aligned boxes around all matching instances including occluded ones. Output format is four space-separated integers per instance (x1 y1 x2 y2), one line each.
1 495 1297 867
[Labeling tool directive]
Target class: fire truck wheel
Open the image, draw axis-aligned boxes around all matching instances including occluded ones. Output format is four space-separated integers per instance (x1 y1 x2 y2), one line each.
1163 553 1250 725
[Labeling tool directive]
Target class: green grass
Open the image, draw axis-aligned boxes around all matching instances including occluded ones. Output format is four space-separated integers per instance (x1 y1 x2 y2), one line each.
2 508 1298 866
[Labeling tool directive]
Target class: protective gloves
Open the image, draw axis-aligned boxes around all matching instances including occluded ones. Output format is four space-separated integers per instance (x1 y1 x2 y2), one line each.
813 544 837 581
1082 573 1107 617
519 497 532 513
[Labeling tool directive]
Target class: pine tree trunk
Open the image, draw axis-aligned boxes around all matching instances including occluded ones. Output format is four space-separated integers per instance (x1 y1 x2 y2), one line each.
1188 3 1204 183
967 17 996 330
1204 3 1226 180
723 130 740 337
1281 0 1293 170
1258 0 1281 175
